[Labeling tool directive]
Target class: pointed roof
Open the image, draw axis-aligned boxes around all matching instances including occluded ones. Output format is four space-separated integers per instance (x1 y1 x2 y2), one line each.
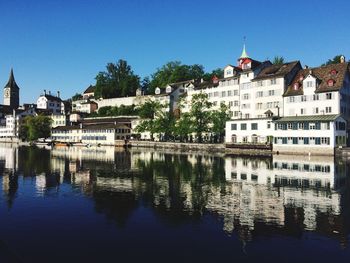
240 44 249 59
4 68 20 90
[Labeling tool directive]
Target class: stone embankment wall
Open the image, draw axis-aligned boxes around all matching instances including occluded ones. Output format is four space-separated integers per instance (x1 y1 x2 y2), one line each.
129 141 225 153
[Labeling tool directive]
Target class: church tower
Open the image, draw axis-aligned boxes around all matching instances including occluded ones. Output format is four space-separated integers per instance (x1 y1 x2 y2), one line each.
3 69 20 109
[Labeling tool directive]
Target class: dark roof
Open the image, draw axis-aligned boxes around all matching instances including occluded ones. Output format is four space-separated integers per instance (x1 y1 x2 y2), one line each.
284 62 350 96
274 114 342 122
193 80 219 90
42 94 62 102
0 104 13 114
83 85 95 94
3 69 20 90
82 116 138 125
253 61 300 81
52 123 130 131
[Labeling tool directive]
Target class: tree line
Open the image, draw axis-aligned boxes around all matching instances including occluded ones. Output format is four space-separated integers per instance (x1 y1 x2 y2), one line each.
135 93 230 143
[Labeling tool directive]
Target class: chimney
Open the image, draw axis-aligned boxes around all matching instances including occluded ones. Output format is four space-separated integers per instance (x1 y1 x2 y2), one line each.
57 91 60 98
48 90 51 95
304 65 308 69
44 89 47 95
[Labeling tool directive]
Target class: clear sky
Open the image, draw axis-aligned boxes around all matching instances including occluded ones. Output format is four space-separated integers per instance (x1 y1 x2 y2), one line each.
0 0 349 103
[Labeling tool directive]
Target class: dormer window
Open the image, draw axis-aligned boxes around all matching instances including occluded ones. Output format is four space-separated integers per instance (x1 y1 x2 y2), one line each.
327 79 335 87
293 83 299 90
330 69 337 75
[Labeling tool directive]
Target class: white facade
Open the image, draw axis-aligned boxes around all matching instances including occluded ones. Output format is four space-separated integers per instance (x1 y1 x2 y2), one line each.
225 118 274 144
273 115 347 155
52 125 131 145
37 93 65 115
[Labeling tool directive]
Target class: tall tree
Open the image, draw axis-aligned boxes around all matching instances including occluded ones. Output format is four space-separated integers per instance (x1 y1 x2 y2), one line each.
148 61 205 94
272 56 285 65
174 112 193 142
190 93 212 143
211 103 231 143
19 115 52 141
94 59 140 99
135 100 162 140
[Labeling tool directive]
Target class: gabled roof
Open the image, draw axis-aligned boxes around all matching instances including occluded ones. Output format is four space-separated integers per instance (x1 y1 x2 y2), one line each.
41 94 62 102
253 61 301 81
3 69 20 90
83 85 95 94
284 62 350 97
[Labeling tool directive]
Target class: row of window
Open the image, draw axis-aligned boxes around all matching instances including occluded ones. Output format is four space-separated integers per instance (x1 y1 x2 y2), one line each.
256 78 278 87
274 137 330 145
208 90 239 98
231 123 263 131
287 93 333 103
275 122 331 130
255 89 279 98
274 162 331 173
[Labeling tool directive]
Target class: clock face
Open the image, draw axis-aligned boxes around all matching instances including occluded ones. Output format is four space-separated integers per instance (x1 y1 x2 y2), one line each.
4 88 10 98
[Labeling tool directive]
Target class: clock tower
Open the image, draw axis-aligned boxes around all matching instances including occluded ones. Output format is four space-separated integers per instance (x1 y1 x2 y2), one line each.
3 69 20 109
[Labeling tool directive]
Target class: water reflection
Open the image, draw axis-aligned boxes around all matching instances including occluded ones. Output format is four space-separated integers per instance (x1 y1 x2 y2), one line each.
0 144 349 248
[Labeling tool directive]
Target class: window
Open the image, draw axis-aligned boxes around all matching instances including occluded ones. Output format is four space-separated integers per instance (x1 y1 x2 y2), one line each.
234 111 239 117
234 101 239 106
256 91 263 98
256 103 263 110
234 90 239 96
288 123 293 129
313 94 319 100
326 107 332 113
326 93 332 99
221 91 227 97
231 124 237 130
245 114 250 119
289 97 295 103
309 123 316 130
241 123 247 130
267 121 271 129
306 81 313 87
229 101 233 107
268 90 275 96
243 93 249 100
301 95 307 102
301 108 306 115
257 81 263 87
313 107 319 114
214 92 219 97
251 123 258 130
304 137 309 144
227 90 232 96
270 79 277 85
292 137 298 144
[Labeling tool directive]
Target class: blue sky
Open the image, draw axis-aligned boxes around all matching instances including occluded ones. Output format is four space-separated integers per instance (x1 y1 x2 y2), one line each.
0 0 349 103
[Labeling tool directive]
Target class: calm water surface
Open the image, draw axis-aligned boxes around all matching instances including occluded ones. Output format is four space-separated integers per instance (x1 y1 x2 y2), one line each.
0 145 350 262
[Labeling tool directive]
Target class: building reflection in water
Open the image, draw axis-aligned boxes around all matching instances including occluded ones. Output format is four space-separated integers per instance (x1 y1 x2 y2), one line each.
0 145 349 246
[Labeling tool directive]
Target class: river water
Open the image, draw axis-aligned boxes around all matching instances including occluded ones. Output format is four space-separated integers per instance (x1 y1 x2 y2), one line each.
0 145 349 262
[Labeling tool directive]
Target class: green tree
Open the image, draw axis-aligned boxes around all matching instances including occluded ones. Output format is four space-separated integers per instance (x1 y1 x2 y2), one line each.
322 55 344 66
211 103 230 143
154 110 176 141
174 112 193 142
190 93 212 143
135 100 162 140
148 61 204 94
94 59 140 99
19 115 52 141
272 56 285 65
202 68 224 81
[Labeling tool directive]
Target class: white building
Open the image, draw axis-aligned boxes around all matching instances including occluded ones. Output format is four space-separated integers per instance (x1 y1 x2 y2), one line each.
273 114 347 155
36 91 65 115
72 100 98 114
51 123 131 145
283 58 350 119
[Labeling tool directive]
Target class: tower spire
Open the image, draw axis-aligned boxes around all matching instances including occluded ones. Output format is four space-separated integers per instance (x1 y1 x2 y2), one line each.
240 36 249 59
